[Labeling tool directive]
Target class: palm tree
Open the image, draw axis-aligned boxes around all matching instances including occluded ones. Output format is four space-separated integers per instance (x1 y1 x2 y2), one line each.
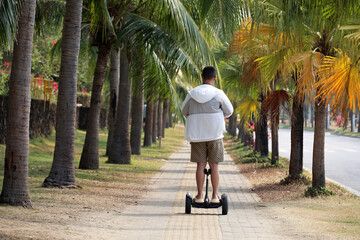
0 0 36 208
152 98 158 143
130 54 144 155
263 89 290 164
43 0 83 187
143 89 153 147
79 0 121 169
108 47 132 164
79 42 112 169
162 98 170 131
157 100 163 138
229 2 319 178
106 49 120 156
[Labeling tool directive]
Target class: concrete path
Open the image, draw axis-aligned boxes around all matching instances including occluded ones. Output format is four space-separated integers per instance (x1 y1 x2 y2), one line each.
112 142 298 240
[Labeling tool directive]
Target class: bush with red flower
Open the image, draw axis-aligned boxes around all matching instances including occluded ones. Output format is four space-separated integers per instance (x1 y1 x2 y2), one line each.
0 61 11 95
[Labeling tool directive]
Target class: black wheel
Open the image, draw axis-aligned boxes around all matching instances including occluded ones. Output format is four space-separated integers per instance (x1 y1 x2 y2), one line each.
221 193 228 215
185 194 192 214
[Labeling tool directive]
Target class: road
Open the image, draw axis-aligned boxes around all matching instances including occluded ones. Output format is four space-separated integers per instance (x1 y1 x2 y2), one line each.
271 129 360 196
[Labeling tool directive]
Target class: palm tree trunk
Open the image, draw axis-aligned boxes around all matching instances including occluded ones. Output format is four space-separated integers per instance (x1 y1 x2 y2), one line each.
130 70 144 155
289 90 304 179
270 110 279 165
143 90 153 146
312 97 326 188
238 124 244 141
0 0 36 208
238 123 252 146
256 103 268 157
350 110 355 132
108 49 131 164
152 99 158 143
79 43 111 169
106 49 120 156
157 101 163 137
163 98 170 130
168 107 173 127
43 0 82 187
228 114 237 137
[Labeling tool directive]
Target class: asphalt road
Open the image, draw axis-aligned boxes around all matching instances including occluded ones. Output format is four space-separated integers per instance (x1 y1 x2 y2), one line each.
271 129 360 196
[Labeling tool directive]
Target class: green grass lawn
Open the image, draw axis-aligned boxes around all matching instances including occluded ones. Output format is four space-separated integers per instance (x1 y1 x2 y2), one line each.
0 125 185 195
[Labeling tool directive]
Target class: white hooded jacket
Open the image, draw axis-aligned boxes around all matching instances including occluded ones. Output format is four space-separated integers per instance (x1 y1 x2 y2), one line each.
181 84 233 142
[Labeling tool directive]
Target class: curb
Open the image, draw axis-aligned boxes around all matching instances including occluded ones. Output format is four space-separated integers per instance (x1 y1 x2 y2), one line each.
303 167 360 197
331 132 360 139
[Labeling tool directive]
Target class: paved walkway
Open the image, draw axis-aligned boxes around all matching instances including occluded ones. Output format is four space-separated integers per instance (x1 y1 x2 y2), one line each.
112 142 296 240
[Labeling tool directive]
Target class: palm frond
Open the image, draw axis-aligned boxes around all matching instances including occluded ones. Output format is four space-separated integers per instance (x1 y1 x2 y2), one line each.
35 0 66 35
262 90 290 119
142 48 185 122
316 51 360 122
0 0 19 50
119 13 202 82
236 96 259 123
146 0 220 84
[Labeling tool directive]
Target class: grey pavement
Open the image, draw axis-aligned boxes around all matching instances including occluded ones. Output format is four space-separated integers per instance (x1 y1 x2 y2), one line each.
111 142 303 240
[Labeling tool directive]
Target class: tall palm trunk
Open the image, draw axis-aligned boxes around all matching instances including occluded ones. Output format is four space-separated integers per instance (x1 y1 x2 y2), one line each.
152 99 158 143
106 49 120 156
0 0 36 208
168 107 173 127
238 123 252 146
311 28 335 188
312 95 326 187
350 110 355 132
256 102 268 157
108 49 131 164
228 114 237 137
130 69 144 155
270 106 279 165
163 98 170 130
289 89 304 179
144 90 153 146
43 0 82 187
157 101 163 137
79 43 111 169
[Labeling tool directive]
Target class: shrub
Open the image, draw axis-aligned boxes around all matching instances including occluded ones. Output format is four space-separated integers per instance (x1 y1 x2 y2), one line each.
281 174 311 185
305 186 336 197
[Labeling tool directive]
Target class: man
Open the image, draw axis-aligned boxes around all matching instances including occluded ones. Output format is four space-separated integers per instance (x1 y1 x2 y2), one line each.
181 66 233 203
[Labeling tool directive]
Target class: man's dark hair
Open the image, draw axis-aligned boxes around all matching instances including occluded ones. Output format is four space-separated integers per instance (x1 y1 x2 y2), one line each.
202 66 216 81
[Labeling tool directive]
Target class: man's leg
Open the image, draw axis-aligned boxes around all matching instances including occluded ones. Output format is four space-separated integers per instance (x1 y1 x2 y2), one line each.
209 162 219 199
196 162 207 199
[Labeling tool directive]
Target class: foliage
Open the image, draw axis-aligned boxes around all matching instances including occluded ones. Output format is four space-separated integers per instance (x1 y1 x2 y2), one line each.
0 0 18 50
305 186 336 198
316 49 360 122
281 174 311 185
0 61 10 94
77 90 91 107
31 36 60 80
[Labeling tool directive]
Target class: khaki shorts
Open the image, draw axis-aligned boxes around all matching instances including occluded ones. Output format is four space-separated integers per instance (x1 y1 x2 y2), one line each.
190 139 224 163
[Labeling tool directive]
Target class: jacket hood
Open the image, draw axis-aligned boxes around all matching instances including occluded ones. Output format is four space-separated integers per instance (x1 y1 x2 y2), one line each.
189 84 219 103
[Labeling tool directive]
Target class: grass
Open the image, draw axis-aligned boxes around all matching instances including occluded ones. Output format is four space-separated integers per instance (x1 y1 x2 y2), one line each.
0 125 185 239
333 129 360 137
0 125 184 208
224 135 360 239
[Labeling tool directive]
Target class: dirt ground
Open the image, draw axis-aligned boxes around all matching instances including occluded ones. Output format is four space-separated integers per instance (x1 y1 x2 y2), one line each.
0 138 359 239
0 170 157 240
224 138 360 240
